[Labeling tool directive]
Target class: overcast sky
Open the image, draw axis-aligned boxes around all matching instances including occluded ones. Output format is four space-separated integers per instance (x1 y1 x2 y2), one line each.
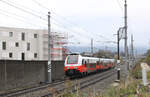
0 0 150 48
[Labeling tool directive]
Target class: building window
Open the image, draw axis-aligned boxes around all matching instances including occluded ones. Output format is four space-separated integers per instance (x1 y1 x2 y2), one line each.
22 32 25 41
15 42 19 47
27 43 30 51
34 53 37 58
22 53 25 60
9 52 13 58
9 32 13 37
34 34 38 38
2 42 6 50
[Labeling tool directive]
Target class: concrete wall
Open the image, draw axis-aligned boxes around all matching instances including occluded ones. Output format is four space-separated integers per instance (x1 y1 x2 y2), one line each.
0 60 65 91
0 60 47 91
51 61 65 81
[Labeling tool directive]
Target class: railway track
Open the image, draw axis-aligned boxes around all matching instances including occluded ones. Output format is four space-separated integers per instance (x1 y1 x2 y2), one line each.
43 69 117 97
0 68 116 97
0 81 64 97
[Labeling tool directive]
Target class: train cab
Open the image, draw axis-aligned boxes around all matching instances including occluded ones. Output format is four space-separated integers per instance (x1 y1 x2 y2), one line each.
64 53 83 76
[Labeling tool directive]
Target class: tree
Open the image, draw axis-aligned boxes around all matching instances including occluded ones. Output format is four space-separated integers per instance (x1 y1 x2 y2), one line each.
93 50 114 58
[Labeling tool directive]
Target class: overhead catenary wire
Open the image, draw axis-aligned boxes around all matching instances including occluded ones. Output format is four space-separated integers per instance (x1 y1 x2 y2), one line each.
31 0 112 41
115 0 124 12
7 0 95 41
0 1 91 42
0 0 87 45
51 21 91 41
1 0 116 46
0 11 47 28
6 0 48 16
0 7 48 26
0 0 47 21
31 0 50 11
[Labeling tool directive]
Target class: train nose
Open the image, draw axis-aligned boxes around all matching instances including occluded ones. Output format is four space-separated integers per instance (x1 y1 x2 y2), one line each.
66 69 74 76
68 69 74 75
66 69 80 76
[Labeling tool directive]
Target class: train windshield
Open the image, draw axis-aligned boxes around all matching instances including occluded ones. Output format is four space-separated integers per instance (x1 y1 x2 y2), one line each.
67 55 78 64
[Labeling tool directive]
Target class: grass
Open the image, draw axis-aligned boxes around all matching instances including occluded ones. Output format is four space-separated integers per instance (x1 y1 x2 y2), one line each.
104 60 150 97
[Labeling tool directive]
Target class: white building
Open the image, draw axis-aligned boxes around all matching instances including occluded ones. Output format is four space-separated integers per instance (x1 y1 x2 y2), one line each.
0 27 67 61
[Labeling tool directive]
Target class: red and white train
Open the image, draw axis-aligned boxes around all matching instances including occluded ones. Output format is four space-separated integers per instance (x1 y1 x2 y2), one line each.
64 53 116 77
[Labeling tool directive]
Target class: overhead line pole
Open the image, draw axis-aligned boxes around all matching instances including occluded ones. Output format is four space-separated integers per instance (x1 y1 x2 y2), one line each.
117 27 123 81
48 12 52 83
124 0 128 71
117 28 120 81
124 0 130 83
117 29 120 61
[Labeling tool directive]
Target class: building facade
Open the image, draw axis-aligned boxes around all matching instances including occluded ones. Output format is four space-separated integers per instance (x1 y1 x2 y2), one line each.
0 27 67 61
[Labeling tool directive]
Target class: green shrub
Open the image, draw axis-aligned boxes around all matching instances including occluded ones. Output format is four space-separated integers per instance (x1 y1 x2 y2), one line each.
144 54 150 65
131 64 142 79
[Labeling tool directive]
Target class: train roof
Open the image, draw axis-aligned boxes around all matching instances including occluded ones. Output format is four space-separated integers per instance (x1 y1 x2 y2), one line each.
67 54 115 62
68 52 80 55
82 56 99 60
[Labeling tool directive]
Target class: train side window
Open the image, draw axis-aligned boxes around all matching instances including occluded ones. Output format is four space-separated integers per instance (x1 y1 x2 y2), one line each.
82 59 84 64
97 61 99 65
96 61 98 65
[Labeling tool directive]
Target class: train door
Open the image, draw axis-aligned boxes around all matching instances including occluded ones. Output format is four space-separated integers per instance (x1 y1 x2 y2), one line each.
82 59 84 66
96 60 100 70
82 59 87 67
87 59 90 73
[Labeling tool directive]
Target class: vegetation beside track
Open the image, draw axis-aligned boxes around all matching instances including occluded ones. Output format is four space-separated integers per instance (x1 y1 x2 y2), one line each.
104 50 150 97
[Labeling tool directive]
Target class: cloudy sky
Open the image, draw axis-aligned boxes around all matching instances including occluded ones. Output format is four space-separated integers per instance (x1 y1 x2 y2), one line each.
0 0 150 48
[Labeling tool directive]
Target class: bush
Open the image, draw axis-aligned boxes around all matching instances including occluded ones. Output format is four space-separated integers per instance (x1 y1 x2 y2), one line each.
144 54 150 65
131 64 142 79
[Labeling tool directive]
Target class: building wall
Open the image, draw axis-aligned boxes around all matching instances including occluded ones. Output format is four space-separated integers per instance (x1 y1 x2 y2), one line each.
0 27 46 60
0 27 67 61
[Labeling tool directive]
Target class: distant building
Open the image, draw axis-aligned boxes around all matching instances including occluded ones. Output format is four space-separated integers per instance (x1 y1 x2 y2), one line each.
0 27 68 61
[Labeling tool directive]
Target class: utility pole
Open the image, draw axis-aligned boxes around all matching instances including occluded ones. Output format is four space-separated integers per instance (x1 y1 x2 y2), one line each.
117 29 120 60
124 0 128 71
91 38 93 56
48 12 51 83
117 28 120 81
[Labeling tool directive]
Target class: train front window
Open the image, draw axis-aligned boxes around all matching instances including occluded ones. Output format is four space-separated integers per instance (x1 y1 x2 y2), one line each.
68 55 78 64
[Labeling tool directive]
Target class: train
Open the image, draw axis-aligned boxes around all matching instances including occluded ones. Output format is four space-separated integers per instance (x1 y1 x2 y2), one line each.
64 53 116 77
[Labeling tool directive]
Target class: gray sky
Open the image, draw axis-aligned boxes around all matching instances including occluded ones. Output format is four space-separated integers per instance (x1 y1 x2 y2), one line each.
0 0 150 48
